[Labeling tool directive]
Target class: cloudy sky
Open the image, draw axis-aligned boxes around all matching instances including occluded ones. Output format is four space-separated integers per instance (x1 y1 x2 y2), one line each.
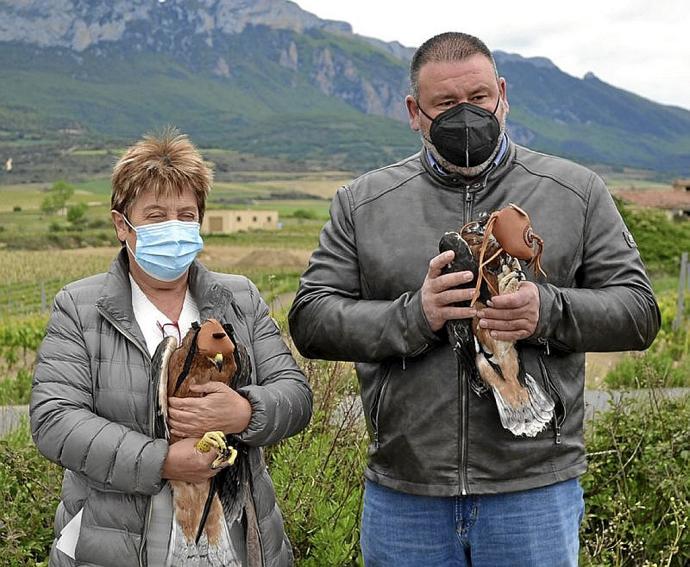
295 0 690 111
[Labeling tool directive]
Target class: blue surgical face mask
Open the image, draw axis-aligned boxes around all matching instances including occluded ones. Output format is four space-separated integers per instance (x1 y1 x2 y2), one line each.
119 214 204 282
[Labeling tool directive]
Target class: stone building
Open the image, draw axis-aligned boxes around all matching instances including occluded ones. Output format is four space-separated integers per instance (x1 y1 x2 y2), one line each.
616 180 690 219
672 179 690 192
201 209 278 234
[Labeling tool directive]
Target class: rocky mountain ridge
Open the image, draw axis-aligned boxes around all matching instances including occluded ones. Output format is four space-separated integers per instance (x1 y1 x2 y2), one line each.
1 0 690 174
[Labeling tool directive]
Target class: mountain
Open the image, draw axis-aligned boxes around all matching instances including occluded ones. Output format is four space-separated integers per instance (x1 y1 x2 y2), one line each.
1 0 689 175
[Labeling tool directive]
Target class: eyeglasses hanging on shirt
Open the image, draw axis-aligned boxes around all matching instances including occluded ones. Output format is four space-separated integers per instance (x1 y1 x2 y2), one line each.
157 320 182 345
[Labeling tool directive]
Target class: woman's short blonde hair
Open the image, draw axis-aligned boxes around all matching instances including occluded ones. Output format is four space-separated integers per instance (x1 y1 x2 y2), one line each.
111 128 213 221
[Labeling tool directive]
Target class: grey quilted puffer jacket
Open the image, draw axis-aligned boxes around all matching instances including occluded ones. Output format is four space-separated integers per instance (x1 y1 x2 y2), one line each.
31 249 312 566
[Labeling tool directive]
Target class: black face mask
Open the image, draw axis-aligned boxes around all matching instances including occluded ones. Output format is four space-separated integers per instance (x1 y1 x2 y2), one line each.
418 98 501 168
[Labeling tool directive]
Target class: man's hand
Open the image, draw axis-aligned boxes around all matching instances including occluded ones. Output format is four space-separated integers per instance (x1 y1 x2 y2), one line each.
161 437 223 482
476 281 540 341
421 250 476 332
168 382 252 439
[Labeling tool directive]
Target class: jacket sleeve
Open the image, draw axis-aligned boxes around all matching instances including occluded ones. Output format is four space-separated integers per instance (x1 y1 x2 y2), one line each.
30 289 168 496
534 174 660 352
237 280 313 447
288 187 440 362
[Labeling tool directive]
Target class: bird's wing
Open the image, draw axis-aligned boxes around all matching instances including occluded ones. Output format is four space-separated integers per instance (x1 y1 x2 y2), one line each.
222 322 252 389
151 335 178 440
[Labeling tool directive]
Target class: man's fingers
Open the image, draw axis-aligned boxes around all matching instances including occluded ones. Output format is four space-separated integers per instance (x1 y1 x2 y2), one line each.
486 291 527 309
479 317 530 332
427 250 455 278
442 306 477 320
477 306 529 321
488 329 532 342
430 271 474 293
436 287 475 306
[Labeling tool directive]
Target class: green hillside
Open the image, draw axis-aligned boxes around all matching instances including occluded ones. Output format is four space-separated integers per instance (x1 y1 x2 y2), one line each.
2 3 690 175
0 29 418 172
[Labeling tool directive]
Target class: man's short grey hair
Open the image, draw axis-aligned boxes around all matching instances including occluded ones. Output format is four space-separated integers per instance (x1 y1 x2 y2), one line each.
409 32 499 99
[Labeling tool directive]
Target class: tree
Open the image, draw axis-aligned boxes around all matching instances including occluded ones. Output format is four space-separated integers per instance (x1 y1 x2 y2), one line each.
67 202 88 228
41 181 74 215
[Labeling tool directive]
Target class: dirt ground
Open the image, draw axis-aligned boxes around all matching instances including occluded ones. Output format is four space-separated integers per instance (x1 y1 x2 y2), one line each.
199 245 311 271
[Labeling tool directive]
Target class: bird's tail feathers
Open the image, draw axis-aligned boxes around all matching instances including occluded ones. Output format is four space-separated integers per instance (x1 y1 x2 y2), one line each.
170 481 242 566
481 363 555 437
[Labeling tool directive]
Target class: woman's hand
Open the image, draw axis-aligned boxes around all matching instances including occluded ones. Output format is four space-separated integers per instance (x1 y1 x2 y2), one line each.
167 382 252 439
161 437 222 482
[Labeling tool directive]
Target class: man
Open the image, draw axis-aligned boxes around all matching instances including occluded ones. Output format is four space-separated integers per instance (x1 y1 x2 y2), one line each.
288 32 660 566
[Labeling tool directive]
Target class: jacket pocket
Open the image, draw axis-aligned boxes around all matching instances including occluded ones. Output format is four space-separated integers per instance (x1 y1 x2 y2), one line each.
538 353 567 444
370 363 393 450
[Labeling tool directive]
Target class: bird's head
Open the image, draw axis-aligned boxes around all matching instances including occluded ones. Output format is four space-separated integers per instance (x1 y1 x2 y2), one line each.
196 319 236 374
209 352 224 372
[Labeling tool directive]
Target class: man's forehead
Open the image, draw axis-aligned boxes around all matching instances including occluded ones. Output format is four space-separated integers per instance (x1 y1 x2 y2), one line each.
417 57 498 96
420 53 495 77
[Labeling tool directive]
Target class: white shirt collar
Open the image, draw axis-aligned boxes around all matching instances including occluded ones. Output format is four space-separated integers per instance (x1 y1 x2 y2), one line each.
129 274 200 357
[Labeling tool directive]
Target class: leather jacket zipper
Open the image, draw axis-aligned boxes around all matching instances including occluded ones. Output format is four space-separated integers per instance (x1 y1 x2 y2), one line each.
372 370 391 450
459 362 469 495
458 189 475 495
463 189 473 224
537 340 567 445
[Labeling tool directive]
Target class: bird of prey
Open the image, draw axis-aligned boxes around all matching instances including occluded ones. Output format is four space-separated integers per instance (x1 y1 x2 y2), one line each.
153 318 252 566
439 231 486 397
440 204 554 437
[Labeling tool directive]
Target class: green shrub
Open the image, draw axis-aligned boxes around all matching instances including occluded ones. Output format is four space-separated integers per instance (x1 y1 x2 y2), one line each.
0 420 62 566
67 203 88 228
267 358 367 566
292 209 318 220
0 368 33 405
581 391 690 566
615 197 690 276
605 290 690 388
88 218 108 229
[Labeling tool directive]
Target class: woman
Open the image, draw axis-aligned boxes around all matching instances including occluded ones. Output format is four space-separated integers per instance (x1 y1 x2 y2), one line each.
30 130 312 566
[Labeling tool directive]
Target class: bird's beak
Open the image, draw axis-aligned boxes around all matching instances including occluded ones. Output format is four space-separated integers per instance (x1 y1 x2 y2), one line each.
211 353 223 372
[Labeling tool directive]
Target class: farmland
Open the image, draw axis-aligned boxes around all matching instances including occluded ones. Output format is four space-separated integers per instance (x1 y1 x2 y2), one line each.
0 167 343 318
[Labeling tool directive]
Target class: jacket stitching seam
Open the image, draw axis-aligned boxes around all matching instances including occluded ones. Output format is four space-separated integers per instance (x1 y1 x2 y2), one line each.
352 170 428 212
513 160 589 204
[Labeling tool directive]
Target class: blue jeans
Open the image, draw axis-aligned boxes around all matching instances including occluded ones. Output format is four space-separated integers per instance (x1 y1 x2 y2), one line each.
360 478 584 567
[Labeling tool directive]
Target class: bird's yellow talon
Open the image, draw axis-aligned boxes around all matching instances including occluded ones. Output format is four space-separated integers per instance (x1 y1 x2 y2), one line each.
224 446 238 468
195 431 226 453
195 431 238 469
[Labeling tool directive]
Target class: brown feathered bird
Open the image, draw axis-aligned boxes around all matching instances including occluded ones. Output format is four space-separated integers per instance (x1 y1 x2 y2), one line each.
440 204 554 437
153 318 251 566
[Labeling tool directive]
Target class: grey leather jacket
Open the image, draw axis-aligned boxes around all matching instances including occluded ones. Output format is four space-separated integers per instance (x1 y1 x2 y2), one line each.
31 250 312 566
289 140 659 496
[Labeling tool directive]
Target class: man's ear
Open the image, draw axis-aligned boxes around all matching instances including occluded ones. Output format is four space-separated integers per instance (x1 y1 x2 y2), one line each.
499 77 509 114
405 95 421 132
